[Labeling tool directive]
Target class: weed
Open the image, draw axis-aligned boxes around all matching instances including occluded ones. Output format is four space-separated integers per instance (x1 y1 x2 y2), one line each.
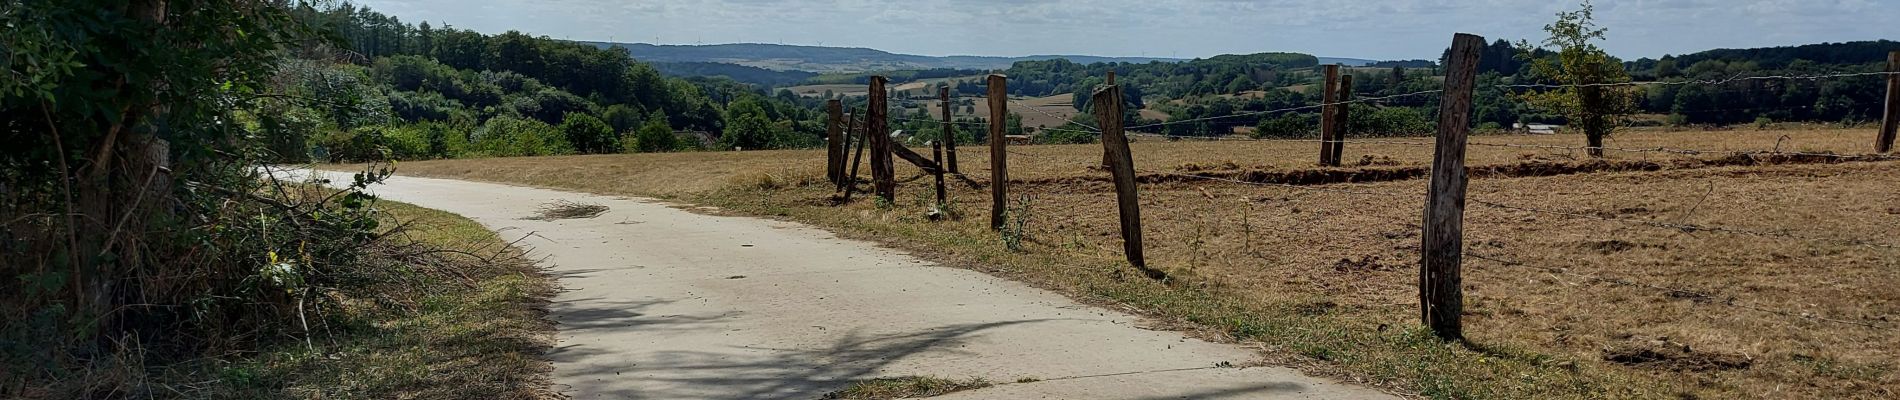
1000 194 1032 251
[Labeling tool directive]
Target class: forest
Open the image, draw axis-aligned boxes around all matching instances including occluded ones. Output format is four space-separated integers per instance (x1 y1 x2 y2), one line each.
272 2 834 163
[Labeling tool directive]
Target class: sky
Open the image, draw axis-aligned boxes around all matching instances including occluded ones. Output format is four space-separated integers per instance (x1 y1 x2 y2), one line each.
349 0 1897 61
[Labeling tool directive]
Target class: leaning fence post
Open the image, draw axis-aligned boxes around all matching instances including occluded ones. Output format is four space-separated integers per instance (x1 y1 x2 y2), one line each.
988 74 1009 230
1093 84 1162 280
1878 51 1899 153
840 112 866 200
826 99 844 185
1333 74 1354 166
1421 33 1484 341
1320 64 1341 166
941 86 960 173
869 76 895 202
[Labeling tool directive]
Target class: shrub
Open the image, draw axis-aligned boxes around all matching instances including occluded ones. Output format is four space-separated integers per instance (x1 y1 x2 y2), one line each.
602 104 644 134
1254 113 1315 139
471 116 572 157
630 114 679 153
559 113 619 154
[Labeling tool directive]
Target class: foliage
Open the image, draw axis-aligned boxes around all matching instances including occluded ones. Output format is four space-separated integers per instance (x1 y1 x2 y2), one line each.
0 3 457 396
1253 113 1316 139
631 113 681 153
1515 0 1637 155
602 104 645 134
559 113 619 154
472 116 572 157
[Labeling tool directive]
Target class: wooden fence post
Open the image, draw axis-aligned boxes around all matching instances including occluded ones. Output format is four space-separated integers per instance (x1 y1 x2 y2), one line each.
840 112 866 200
988 74 1009 230
1878 51 1898 153
1333 74 1353 166
1421 33 1484 342
1320 64 1341 166
932 139 947 206
1102 71 1117 168
869 76 895 202
941 86 959 173
826 99 844 185
1093 84 1163 280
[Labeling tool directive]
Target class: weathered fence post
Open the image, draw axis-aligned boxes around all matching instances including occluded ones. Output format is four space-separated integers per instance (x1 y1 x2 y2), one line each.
1093 84 1163 280
1878 50 1899 153
1333 74 1354 166
840 112 866 200
1421 33 1484 341
940 86 959 173
932 139 947 206
988 74 1009 230
826 99 844 185
869 76 895 202
1102 71 1117 168
1320 64 1341 166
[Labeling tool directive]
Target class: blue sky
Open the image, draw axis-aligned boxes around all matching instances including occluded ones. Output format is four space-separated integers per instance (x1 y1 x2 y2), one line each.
349 0 1897 60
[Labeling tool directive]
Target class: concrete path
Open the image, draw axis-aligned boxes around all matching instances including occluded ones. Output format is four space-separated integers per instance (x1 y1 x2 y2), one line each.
303 170 1396 399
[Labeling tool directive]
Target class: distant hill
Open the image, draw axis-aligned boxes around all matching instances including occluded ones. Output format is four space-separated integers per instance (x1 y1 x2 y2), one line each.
1318 57 1378 66
1659 40 1900 69
583 42 1183 73
650 62 817 87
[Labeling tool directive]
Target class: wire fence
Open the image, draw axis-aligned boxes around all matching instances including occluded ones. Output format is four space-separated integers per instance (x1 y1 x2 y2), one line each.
830 62 1900 335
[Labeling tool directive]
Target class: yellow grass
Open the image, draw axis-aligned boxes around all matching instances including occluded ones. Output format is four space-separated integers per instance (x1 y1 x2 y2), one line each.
378 127 1899 399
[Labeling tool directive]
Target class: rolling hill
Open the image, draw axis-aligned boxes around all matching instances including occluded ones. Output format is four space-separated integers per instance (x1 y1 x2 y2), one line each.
584 42 1184 72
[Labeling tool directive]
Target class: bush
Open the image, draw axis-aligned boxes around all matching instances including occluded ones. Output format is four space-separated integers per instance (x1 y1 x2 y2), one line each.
629 114 679 153
560 113 619 154
471 116 572 157
1253 113 1315 139
1033 125 1098 144
602 104 644 134
1350 106 1434 137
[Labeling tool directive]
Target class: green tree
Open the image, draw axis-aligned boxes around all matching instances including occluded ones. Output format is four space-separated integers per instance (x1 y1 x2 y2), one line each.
560 113 618 154
631 113 679 153
1516 0 1636 157
602 104 644 134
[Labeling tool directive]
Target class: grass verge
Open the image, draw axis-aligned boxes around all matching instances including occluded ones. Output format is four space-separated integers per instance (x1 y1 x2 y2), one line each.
156 201 557 399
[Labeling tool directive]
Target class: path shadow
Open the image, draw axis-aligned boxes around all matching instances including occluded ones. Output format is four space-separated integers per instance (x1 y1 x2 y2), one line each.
549 318 1052 399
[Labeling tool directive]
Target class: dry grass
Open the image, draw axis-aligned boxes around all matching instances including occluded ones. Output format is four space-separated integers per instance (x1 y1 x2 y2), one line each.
820 376 992 399
174 201 559 399
371 127 1899 399
526 200 609 220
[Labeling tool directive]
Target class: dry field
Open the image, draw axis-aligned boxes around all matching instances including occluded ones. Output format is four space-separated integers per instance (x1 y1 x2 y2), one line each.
910 94 1078 130
381 128 1899 399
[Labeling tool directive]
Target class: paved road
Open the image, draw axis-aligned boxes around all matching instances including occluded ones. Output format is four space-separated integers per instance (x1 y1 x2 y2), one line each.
304 170 1396 399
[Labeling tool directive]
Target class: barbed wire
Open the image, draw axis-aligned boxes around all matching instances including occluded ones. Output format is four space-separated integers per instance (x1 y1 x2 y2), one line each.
1467 198 1900 250
1462 140 1900 160
1126 89 1445 131
1008 97 1098 131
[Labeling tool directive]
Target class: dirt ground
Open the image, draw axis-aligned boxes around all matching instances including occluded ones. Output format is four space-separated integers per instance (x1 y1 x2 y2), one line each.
384 127 1899 399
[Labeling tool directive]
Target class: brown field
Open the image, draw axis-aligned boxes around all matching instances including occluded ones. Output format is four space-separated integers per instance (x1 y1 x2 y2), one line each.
379 128 1900 399
785 84 866 98
910 93 1078 130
